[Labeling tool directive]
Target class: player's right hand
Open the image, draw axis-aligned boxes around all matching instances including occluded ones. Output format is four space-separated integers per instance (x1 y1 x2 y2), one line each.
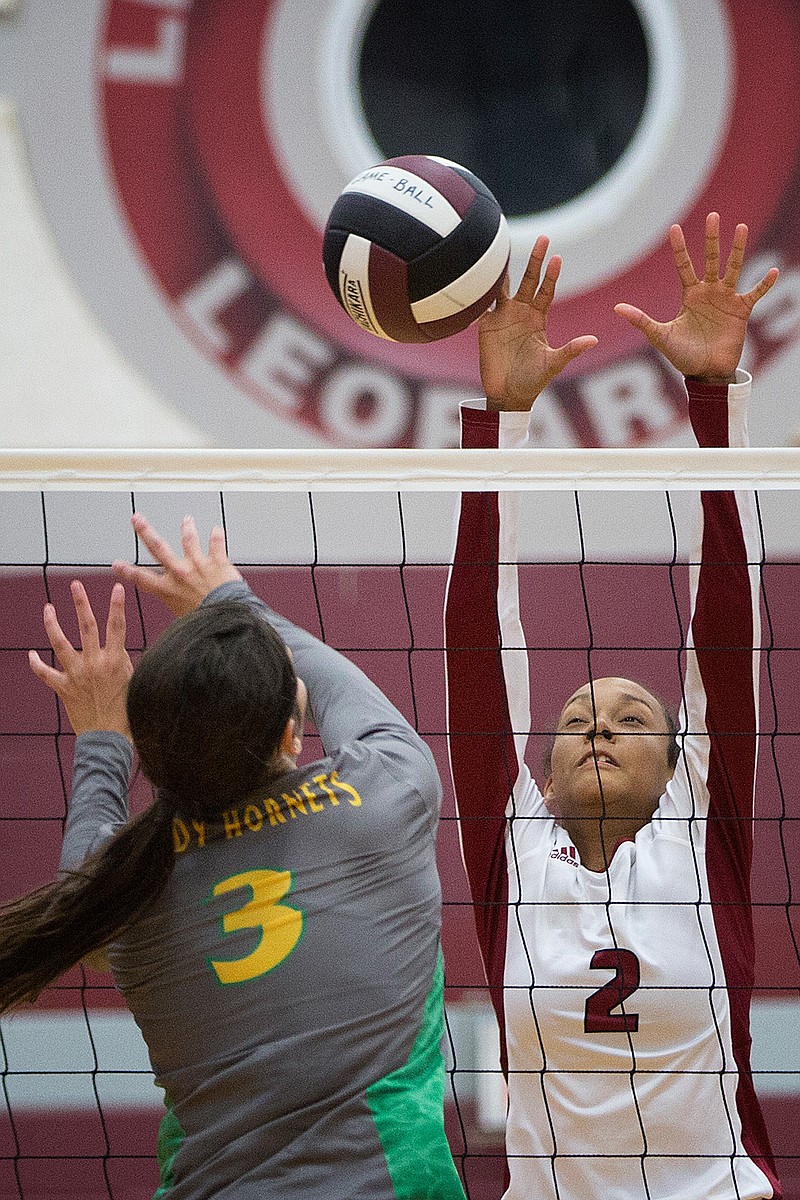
112 513 243 617
478 235 597 411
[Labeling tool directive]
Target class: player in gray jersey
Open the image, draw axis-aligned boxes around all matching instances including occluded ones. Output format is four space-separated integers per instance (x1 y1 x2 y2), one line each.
0 515 466 1200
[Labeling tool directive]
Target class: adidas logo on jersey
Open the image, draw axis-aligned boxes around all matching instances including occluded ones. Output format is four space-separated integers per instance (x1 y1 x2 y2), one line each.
550 844 579 867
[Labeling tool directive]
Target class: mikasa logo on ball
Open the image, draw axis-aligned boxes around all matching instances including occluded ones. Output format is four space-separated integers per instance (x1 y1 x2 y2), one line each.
338 234 390 340
343 277 374 334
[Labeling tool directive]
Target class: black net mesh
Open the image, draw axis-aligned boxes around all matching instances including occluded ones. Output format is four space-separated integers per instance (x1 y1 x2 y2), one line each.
0 488 797 1199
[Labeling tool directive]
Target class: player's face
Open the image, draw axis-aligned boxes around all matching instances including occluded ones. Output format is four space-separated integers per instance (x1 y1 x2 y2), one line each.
544 677 674 823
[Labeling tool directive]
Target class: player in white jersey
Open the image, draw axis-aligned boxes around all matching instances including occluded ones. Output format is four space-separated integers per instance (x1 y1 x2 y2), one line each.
445 214 782 1200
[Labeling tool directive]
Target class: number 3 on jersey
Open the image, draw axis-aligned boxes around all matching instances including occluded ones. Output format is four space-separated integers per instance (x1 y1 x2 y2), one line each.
207 869 304 985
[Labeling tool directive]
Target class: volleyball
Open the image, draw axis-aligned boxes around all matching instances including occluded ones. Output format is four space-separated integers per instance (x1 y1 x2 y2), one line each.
322 155 510 343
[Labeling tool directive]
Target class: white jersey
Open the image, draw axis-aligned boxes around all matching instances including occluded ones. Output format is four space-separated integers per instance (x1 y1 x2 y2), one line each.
445 375 780 1200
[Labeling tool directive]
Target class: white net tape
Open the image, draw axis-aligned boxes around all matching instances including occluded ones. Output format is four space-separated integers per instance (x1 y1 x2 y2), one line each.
3 446 800 490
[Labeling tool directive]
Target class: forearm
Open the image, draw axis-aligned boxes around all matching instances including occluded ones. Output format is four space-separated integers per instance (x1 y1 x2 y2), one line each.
446 402 531 827
682 372 760 834
687 371 759 655
688 369 751 449
59 732 133 873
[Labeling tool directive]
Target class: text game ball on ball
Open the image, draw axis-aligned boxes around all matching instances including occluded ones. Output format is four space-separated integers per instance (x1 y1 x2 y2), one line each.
323 155 510 343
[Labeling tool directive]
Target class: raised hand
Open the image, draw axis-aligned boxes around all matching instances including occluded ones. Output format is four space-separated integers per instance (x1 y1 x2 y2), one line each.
615 212 779 382
28 581 133 738
479 235 598 411
112 513 243 617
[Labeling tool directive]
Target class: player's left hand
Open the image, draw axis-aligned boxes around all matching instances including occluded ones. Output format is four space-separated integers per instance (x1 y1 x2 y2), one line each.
28 581 133 738
615 212 779 382
479 236 598 411
113 513 242 616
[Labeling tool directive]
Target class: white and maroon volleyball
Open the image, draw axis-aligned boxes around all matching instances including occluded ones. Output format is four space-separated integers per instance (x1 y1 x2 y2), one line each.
322 155 510 343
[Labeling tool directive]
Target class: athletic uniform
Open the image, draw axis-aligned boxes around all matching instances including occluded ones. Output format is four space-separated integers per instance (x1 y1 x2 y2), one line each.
61 581 466 1200
444 374 780 1200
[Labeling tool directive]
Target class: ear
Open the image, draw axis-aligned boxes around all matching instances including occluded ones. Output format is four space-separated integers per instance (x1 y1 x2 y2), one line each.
279 717 302 761
542 775 560 817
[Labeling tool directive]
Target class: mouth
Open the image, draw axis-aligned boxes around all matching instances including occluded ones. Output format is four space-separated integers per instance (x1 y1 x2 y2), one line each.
578 749 619 769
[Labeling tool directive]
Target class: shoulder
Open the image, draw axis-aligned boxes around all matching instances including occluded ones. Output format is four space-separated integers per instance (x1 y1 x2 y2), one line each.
326 737 442 831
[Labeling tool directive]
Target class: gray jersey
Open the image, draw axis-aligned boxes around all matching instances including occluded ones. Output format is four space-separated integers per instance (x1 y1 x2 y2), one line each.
61 581 465 1200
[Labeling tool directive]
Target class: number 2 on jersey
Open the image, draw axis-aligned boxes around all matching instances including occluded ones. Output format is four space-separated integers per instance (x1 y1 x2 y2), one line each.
584 948 640 1033
207 869 304 985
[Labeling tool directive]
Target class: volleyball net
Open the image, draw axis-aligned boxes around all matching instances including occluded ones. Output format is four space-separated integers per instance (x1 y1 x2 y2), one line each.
0 449 798 1200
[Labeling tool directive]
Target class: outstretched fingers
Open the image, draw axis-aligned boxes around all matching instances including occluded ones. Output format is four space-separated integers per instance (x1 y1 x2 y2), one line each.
514 235 550 304
704 211 721 282
115 512 241 615
553 334 598 371
669 223 699 289
104 582 127 650
717 216 779 310
743 266 780 312
27 587 93 694
28 580 133 737
131 512 181 572
113 513 180 601
531 254 562 314
722 222 748 288
614 302 665 346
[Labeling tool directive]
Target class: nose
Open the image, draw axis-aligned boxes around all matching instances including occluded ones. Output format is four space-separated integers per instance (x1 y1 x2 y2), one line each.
588 724 614 743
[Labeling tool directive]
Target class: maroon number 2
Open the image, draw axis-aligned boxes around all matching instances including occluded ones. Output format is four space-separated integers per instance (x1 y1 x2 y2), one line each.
584 948 641 1033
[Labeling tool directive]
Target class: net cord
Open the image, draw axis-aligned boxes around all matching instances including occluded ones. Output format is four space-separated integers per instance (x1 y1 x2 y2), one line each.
2 447 800 491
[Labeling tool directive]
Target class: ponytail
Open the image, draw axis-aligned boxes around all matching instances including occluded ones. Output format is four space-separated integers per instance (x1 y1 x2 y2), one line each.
0 598 298 1013
0 795 175 1013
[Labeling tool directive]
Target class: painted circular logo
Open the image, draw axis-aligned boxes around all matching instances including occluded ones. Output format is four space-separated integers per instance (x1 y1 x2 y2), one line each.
17 0 800 447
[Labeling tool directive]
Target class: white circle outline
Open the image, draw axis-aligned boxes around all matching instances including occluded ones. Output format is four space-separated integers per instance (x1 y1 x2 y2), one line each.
266 0 733 297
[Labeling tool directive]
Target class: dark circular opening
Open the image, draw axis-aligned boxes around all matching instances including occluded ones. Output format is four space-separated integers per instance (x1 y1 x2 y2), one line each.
359 0 650 217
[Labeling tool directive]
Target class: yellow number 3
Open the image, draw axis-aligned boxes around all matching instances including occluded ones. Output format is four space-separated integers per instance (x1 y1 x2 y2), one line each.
207 869 304 985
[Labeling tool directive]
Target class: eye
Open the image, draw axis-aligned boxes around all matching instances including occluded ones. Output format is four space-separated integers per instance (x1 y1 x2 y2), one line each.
620 714 644 725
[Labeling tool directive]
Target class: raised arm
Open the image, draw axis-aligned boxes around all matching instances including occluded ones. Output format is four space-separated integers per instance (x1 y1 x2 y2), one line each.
616 215 777 864
113 515 439 798
445 244 597 958
28 582 135 972
209 577 436 783
447 215 777 972
28 581 134 871
681 374 761 849
616 220 778 1175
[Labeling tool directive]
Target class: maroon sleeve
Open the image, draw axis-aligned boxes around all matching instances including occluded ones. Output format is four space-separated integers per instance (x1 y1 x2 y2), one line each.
444 405 523 1038
686 378 758 875
685 377 779 1194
